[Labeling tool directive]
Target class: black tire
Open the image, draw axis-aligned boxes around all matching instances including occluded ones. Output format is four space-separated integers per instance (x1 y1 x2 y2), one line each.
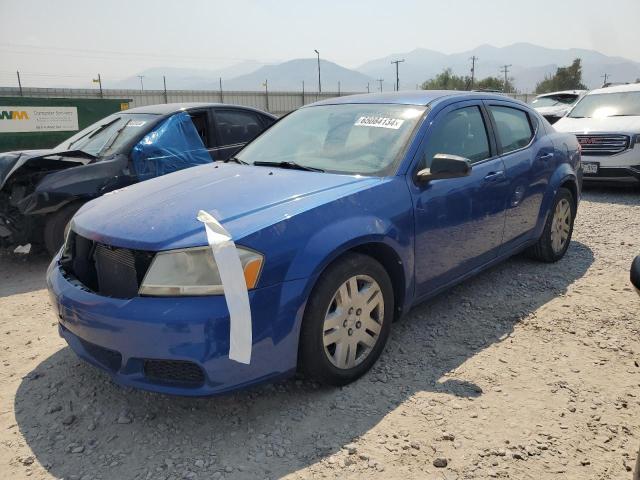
298 252 394 386
528 187 575 263
43 202 83 256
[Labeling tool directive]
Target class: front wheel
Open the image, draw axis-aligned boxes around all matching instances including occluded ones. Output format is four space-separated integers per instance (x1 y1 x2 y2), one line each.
298 253 394 386
43 202 84 256
528 187 576 262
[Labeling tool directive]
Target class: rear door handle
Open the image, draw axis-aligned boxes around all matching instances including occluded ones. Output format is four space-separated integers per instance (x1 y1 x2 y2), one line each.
483 171 505 182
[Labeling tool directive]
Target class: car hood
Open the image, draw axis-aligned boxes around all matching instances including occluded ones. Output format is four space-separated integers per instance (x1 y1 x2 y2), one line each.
0 149 92 190
73 163 381 251
554 115 640 134
534 105 570 117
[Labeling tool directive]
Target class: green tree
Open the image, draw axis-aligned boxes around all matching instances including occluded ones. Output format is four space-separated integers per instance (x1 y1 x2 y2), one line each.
475 76 514 92
535 58 587 94
420 68 469 90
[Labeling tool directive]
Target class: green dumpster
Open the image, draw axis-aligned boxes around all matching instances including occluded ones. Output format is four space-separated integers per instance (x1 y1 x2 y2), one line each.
0 97 131 153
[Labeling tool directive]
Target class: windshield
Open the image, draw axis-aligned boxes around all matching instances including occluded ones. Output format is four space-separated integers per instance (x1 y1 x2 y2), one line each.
532 94 579 108
569 91 640 118
235 104 425 175
53 113 159 157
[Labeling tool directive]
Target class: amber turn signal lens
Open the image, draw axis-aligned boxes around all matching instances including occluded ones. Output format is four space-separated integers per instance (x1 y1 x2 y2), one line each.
243 257 263 289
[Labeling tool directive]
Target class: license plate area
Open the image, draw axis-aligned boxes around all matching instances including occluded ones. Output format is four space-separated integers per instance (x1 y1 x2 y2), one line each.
582 162 599 175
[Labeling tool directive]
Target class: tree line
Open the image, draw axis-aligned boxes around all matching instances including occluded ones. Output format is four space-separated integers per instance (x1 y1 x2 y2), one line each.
420 59 588 94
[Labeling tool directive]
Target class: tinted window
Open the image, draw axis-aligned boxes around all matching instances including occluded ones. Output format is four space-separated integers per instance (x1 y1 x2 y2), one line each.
423 106 490 167
215 109 264 146
490 106 534 154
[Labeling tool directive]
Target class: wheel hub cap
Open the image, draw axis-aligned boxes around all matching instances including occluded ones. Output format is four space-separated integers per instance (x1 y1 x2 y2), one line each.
550 198 571 254
322 275 384 370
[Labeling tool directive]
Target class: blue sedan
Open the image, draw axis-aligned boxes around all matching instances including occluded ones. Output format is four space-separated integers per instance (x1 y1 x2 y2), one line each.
46 91 581 395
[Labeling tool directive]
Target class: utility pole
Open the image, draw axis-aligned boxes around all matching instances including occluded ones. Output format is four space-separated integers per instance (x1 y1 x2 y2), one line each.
314 49 322 94
302 80 305 104
500 65 512 92
219 77 223 103
338 81 341 96
92 74 103 98
601 73 610 86
391 59 405 91
470 56 478 89
163 75 168 103
137 75 144 92
367 82 370 93
263 79 269 112
377 78 384 92
16 71 23 97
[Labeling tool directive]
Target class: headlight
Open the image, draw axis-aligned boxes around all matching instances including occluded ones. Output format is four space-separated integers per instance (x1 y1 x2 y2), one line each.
139 246 263 296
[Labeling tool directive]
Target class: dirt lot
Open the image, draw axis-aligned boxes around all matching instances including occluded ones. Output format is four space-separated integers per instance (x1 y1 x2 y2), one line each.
0 187 639 480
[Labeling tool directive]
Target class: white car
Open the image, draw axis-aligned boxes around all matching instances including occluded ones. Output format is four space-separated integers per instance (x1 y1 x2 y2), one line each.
531 90 586 124
554 84 640 185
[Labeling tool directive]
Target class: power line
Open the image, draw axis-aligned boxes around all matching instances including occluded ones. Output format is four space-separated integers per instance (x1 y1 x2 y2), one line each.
391 59 405 91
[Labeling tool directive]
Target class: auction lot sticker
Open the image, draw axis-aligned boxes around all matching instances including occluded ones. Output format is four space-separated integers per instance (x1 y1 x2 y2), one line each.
355 116 404 129
0 106 79 133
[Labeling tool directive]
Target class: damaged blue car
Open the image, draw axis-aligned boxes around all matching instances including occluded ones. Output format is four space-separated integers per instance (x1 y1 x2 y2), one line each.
0 103 275 254
47 91 581 396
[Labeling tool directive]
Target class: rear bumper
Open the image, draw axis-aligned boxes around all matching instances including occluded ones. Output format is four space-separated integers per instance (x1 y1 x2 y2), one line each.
46 257 309 396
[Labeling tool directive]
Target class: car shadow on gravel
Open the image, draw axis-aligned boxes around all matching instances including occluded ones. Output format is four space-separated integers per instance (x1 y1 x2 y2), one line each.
0 250 51 297
14 241 594 480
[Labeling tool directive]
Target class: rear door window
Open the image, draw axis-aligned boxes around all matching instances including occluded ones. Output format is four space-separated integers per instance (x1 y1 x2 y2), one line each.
214 109 265 146
489 106 534 154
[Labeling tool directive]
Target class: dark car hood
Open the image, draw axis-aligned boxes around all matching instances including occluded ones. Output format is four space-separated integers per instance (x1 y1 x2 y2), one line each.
73 163 381 251
0 149 89 190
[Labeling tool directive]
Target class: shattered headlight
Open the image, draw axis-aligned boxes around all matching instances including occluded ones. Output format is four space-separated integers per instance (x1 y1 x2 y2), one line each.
139 246 263 296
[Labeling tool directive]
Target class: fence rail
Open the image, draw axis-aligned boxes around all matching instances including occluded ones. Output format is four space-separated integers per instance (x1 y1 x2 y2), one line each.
0 87 537 114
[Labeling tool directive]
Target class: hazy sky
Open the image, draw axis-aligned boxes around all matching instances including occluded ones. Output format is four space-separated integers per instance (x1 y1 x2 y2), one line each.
1 0 639 88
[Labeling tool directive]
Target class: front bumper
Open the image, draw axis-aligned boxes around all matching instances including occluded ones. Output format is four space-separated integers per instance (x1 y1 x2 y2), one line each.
46 257 309 396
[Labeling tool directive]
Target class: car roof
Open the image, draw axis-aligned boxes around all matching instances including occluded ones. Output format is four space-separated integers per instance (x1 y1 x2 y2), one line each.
536 90 586 98
121 102 275 117
586 83 640 95
308 90 521 108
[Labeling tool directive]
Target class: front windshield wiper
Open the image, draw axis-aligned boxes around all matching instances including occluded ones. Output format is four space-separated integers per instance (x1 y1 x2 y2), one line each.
67 118 119 149
252 161 324 172
224 156 248 165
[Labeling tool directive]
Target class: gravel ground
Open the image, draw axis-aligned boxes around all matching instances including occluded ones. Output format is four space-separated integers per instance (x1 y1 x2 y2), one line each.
0 186 639 480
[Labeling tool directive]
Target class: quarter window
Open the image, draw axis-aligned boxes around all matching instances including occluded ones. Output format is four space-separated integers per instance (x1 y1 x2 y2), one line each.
489 106 534 154
215 109 264 146
422 106 490 168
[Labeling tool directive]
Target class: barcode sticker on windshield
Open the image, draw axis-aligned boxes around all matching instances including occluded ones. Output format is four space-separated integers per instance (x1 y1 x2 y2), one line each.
354 116 404 129
126 121 146 127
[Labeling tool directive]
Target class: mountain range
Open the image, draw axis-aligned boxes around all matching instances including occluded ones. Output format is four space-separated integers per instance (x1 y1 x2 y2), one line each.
111 43 640 93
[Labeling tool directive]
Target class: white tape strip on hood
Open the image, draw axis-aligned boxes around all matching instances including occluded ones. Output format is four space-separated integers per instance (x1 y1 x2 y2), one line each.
197 210 252 365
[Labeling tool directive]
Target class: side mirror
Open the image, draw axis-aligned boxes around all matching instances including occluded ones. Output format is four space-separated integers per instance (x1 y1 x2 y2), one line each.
631 255 640 295
416 153 472 183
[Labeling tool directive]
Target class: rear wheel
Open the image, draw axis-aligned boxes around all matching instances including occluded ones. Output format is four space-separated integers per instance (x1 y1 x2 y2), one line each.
43 202 83 256
528 187 575 262
299 253 394 386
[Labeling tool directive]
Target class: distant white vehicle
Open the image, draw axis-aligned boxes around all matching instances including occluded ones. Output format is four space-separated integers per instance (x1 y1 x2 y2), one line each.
554 83 640 186
531 90 586 124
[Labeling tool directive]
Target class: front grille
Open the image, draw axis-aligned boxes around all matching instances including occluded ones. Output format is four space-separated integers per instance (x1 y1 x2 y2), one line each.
576 134 630 156
143 360 205 388
78 337 122 372
60 232 154 299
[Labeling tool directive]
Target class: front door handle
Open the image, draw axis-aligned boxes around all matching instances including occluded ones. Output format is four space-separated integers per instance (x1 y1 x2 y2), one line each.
483 171 505 182
539 152 554 161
